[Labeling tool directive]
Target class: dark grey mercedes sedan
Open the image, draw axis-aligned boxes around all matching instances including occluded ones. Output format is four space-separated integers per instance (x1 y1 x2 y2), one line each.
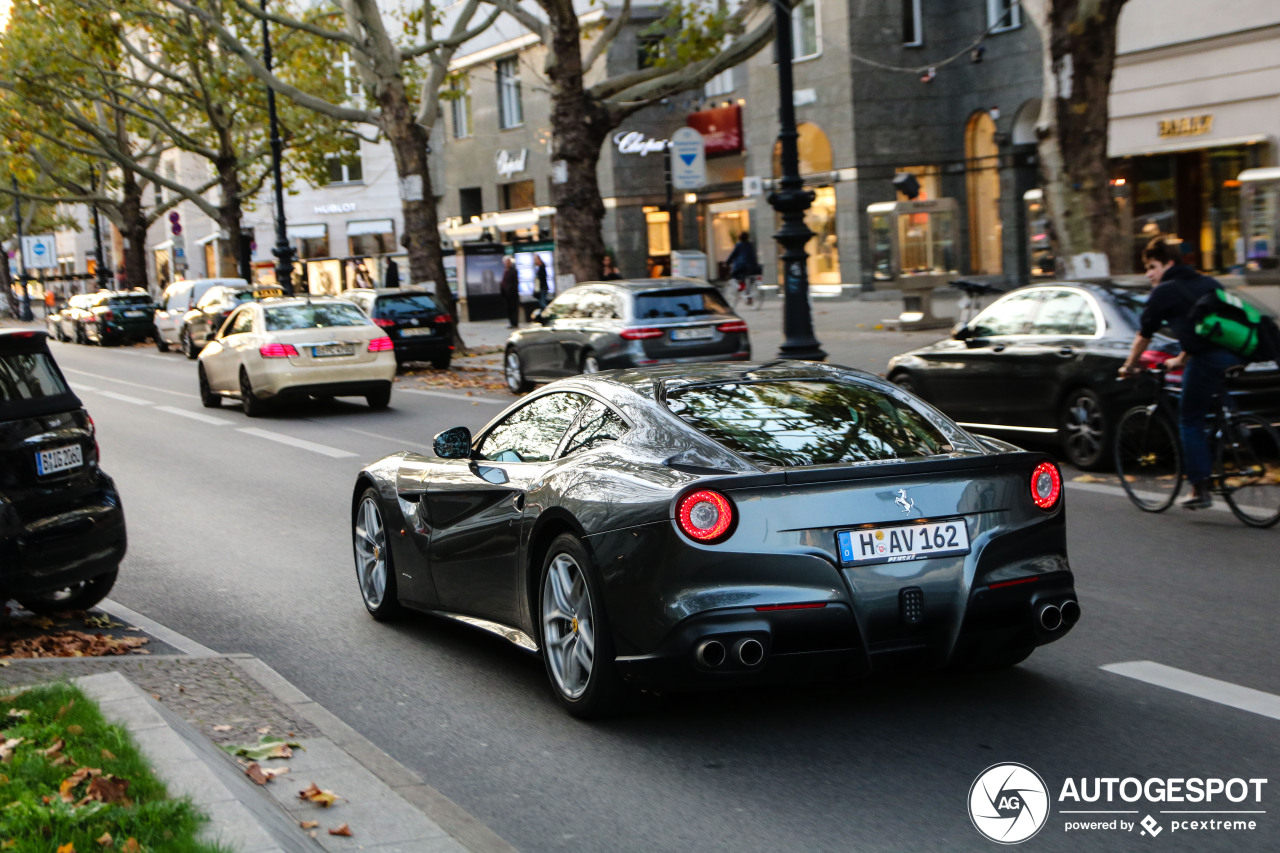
351 362 1079 718
503 278 750 394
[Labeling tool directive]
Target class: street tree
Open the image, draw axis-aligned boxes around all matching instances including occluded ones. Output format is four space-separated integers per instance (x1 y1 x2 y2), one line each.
1023 0 1130 278
165 0 500 316
479 0 789 284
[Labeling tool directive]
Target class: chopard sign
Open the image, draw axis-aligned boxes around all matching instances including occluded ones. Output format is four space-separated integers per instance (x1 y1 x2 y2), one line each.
613 131 669 156
496 148 528 177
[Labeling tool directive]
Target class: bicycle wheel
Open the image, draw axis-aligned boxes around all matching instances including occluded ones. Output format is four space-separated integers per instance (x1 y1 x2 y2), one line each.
1114 406 1183 512
1218 414 1280 528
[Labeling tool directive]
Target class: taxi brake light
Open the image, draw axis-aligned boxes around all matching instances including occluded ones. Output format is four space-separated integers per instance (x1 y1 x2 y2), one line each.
259 343 298 358
368 336 394 352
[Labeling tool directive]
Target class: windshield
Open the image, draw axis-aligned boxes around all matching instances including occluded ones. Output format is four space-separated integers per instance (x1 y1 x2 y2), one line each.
264 303 369 331
665 380 952 467
107 294 154 307
375 293 439 317
634 288 731 320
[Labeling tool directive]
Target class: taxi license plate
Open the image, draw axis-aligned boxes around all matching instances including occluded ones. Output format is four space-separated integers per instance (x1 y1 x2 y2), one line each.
313 344 355 357
837 519 969 566
37 444 84 476
400 327 434 337
670 327 714 341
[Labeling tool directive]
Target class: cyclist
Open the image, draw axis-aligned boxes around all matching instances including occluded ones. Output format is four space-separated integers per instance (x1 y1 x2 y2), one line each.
1118 235 1241 510
725 231 761 307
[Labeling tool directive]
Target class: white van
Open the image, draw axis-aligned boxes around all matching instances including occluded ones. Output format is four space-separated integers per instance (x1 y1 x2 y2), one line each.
154 278 248 352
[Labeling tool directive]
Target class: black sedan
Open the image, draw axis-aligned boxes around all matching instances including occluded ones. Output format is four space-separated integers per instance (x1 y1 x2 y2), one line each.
339 287 455 370
503 278 750 394
1 330 126 613
350 362 1079 717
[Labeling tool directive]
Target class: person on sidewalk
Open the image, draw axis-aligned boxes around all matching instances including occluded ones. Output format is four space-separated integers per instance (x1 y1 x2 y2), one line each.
384 258 400 289
1118 235 1240 510
725 232 761 306
601 256 623 280
500 256 521 328
534 254 550 309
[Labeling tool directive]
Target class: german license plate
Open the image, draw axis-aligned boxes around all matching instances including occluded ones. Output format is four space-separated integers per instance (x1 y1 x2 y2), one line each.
400 327 434 337
37 444 83 476
313 344 355 357
836 519 969 566
124 310 147 318
670 326 714 341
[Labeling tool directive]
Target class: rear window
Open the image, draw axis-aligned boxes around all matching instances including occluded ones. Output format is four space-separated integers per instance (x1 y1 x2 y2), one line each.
665 380 951 467
634 288 731 320
375 293 438 317
264 303 369 331
0 351 70 402
1110 290 1147 328
106 294 154 307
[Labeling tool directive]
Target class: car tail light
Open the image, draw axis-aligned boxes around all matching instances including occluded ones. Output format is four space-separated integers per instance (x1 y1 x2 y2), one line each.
259 343 298 358
676 489 734 542
717 320 749 334
101 310 114 322
1138 349 1171 368
368 336 394 352
434 314 453 325
621 327 665 340
1030 461 1062 510
87 413 100 462
372 317 395 327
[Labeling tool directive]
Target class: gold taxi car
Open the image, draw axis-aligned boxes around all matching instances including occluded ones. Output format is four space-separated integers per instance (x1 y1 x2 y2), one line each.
196 296 396 416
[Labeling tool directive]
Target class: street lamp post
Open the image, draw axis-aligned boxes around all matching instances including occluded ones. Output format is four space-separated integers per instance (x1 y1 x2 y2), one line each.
769 0 825 361
12 176 33 321
261 0 296 295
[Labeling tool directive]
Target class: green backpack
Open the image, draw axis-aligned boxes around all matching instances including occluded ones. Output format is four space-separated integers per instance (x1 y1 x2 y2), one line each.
1186 287 1280 362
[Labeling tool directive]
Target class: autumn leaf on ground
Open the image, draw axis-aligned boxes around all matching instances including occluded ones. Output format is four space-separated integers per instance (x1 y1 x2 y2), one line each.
66 724 83 736
44 738 65 757
83 614 123 629
56 843 74 853
256 726 270 734
84 775 131 804
100 748 115 760
56 700 75 719
120 839 140 853
298 782 338 807
8 708 30 718
328 823 353 837
299 820 319 829
245 762 289 785
60 767 102 802
211 725 232 732
1 736 23 762
95 833 112 847
224 735 300 761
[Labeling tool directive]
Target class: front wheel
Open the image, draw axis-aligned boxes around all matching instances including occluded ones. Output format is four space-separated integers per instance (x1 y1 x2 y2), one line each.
505 347 533 394
352 489 403 621
1114 406 1182 512
1060 388 1110 470
539 534 624 719
17 568 118 615
1218 415 1280 528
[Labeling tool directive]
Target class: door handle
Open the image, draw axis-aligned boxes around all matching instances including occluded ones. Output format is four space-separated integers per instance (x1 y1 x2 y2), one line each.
1057 346 1074 357
511 493 525 511
992 345 1006 353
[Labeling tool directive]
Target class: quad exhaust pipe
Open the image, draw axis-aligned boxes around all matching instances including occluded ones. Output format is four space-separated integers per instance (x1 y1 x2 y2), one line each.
695 637 766 668
695 639 726 668
1059 599 1081 626
1037 603 1063 632
734 638 765 667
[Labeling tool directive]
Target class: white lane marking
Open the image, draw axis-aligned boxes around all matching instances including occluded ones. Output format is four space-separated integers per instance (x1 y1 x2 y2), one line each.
120 350 182 362
70 384 100 393
336 425 432 452
97 599 219 657
1102 661 1280 721
155 405 233 426
62 367 197 399
1067 480 1243 516
237 427 358 458
98 390 155 406
396 387 509 406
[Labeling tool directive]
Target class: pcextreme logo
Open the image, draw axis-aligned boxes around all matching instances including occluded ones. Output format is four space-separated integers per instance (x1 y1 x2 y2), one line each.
969 763 1051 844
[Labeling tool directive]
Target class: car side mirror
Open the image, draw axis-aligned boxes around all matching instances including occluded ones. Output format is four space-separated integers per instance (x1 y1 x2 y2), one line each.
952 325 973 341
434 426 473 459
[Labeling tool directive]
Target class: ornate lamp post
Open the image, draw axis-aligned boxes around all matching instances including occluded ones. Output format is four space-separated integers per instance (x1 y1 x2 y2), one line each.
769 0 824 361
261 0 296 294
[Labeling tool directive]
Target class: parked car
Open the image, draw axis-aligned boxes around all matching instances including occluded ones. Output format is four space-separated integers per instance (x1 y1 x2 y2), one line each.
155 277 247 353
48 294 99 344
886 281 1280 469
0 329 126 613
196 296 396 416
351 362 1079 718
80 291 157 345
339 287 455 370
179 283 284 359
503 278 751 395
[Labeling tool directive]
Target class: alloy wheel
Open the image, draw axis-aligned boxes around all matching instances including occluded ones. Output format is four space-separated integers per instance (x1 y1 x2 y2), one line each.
505 349 530 394
541 552 595 700
582 353 600 374
1062 390 1106 468
353 496 388 609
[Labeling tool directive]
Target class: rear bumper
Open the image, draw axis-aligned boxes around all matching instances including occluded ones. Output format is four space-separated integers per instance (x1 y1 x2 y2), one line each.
393 336 452 362
273 379 393 400
0 471 127 596
254 358 396 396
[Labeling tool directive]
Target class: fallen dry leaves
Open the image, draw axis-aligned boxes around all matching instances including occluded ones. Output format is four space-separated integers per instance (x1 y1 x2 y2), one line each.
299 820 319 830
328 823 353 837
1 737 23 762
245 762 289 785
1 630 149 658
298 782 339 807
398 362 509 394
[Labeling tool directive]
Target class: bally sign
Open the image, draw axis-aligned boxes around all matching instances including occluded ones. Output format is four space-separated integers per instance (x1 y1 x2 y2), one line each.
1158 114 1214 138
496 148 528 177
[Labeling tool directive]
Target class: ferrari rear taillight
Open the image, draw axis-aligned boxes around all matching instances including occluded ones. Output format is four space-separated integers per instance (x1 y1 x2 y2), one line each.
621 327 665 340
676 489 734 542
1030 461 1062 510
259 343 298 358
717 320 749 334
368 336 394 352
372 317 395 327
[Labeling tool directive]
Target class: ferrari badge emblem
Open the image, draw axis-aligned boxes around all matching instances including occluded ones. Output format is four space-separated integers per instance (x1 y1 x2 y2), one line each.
895 489 915 514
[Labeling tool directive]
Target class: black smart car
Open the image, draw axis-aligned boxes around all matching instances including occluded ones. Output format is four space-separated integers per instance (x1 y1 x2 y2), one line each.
340 287 455 370
0 330 126 613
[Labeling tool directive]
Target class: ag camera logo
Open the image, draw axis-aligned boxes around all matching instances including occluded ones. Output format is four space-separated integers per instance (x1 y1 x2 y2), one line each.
969 763 1051 844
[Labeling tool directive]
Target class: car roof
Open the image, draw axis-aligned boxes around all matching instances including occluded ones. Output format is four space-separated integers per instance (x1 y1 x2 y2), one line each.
573 277 716 292
0 328 51 349
255 295 359 308
173 277 249 287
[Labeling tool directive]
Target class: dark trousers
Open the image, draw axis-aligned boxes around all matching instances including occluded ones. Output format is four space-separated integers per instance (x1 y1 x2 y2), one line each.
1179 347 1242 485
506 298 520 328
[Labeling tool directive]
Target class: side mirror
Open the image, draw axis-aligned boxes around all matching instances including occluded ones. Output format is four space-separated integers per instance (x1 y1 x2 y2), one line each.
952 325 973 341
433 426 473 459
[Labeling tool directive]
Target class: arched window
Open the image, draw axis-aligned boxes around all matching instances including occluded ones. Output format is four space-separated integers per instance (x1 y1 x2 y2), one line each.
773 123 841 283
965 111 1003 274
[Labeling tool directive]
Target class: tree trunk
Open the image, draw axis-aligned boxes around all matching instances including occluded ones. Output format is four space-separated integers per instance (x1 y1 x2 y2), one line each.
545 8 610 286
1029 0 1129 278
216 157 248 280
119 173 150 293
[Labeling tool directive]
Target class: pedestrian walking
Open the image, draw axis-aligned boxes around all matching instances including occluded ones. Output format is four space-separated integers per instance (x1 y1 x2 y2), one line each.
601 256 623 280
725 232 762 307
500 256 521 328
384 258 400 289
44 287 56 317
534 254 550 309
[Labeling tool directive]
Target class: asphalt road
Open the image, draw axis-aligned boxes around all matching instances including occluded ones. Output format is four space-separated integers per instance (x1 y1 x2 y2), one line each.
46 338 1279 853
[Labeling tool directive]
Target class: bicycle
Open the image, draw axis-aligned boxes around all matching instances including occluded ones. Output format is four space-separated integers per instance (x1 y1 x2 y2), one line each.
1113 365 1280 527
949 279 999 326
727 274 763 311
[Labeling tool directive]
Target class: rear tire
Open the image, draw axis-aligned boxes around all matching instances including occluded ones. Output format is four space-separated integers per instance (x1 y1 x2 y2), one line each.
239 369 265 417
366 385 392 410
431 354 451 370
505 347 533 394
1114 406 1182 512
198 364 221 408
155 333 170 353
889 372 918 396
581 351 600 375
1060 387 1109 470
181 326 198 360
352 489 404 621
1219 415 1280 528
17 568 118 615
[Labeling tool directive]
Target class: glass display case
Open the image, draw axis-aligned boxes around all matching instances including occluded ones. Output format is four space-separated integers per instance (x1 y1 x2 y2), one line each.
1240 168 1280 285
1022 189 1055 277
865 198 958 328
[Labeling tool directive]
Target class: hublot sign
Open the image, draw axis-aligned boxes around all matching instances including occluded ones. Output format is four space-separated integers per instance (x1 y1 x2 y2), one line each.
496 148 528 177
